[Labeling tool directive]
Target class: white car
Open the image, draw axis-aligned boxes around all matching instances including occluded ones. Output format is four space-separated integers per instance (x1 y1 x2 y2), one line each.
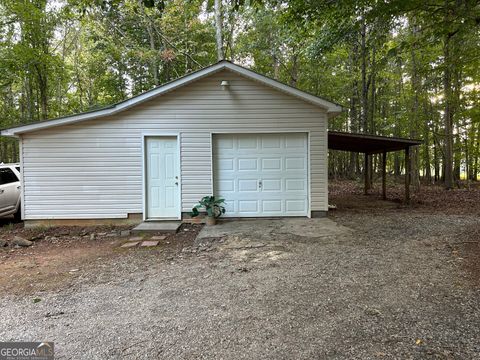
0 163 21 220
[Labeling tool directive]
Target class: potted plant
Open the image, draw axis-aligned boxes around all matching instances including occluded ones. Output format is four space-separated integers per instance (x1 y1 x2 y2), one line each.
190 196 226 226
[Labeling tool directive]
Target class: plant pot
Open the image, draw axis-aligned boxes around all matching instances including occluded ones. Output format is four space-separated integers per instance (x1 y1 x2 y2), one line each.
205 216 216 226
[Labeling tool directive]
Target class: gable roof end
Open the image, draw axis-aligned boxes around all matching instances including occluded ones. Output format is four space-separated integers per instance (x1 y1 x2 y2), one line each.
1 61 343 137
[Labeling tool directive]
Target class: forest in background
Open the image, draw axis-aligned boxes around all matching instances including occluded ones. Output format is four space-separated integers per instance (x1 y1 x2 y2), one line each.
0 0 479 190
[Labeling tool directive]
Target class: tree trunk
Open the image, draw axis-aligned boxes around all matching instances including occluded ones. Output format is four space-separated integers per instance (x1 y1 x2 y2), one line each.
139 0 159 86
369 44 376 134
36 65 48 120
147 22 159 85
368 45 376 181
214 0 224 61
443 19 454 189
348 40 359 178
423 99 433 184
393 56 403 177
454 132 461 182
360 16 368 133
473 122 480 180
272 51 280 79
289 51 298 87
409 22 421 191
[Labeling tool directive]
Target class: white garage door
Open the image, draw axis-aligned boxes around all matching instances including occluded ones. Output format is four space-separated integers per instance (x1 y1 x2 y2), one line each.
213 133 309 217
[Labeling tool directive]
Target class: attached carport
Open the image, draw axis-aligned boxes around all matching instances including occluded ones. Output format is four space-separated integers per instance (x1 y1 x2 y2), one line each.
328 131 422 204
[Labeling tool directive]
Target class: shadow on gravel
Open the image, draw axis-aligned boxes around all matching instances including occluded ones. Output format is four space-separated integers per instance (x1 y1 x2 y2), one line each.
0 216 21 228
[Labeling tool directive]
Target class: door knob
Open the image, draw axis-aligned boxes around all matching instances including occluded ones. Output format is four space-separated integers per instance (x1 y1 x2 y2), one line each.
175 182 178 186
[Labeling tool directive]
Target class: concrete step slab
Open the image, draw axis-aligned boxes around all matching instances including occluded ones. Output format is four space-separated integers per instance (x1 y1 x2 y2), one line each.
140 240 159 247
132 221 181 234
129 236 143 241
120 241 140 248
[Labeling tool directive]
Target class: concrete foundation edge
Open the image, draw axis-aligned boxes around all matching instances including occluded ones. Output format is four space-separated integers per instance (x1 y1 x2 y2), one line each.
23 212 325 227
24 213 143 228
311 211 328 218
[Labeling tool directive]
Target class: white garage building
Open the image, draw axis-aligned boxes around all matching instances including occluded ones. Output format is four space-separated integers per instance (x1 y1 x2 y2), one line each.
1 61 343 225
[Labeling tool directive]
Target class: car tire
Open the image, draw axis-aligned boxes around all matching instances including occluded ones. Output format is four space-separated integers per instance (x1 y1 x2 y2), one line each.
13 205 21 222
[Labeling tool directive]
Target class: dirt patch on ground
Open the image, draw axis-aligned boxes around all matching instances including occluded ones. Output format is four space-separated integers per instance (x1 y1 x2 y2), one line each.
463 241 480 286
0 223 202 295
0 237 113 295
1 212 478 359
329 179 480 215
329 180 480 285
451 223 480 287
1 183 479 358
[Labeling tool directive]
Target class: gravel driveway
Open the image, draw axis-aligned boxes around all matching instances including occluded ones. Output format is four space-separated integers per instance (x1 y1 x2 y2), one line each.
1 212 479 359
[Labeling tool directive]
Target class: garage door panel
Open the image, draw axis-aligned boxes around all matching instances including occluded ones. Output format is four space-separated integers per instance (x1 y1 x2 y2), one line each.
238 158 258 171
217 179 234 192
213 133 308 217
261 136 281 149
285 179 306 191
238 179 259 192
238 200 258 213
285 157 307 170
216 137 234 149
285 134 307 148
224 200 235 213
262 179 281 192
218 158 234 170
238 137 258 149
262 200 282 212
286 199 307 212
262 158 282 170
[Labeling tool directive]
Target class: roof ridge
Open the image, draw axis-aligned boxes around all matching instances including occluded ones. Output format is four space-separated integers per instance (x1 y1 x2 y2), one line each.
1 61 343 137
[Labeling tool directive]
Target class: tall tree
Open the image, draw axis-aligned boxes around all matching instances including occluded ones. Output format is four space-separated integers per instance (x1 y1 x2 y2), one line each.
0 0 479 184
214 0 224 60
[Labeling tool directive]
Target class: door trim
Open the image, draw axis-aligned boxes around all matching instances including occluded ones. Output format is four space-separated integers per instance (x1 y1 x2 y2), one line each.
210 131 311 218
142 132 182 221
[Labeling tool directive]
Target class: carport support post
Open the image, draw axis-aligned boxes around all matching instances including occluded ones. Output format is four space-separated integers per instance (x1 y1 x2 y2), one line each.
364 153 369 195
405 147 411 205
382 151 387 200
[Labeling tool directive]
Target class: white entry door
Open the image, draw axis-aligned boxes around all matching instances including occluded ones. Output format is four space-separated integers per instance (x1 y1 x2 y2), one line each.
213 133 309 217
145 137 180 219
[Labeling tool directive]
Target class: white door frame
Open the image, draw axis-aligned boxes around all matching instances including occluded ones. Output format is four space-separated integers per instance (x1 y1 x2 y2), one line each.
210 131 311 218
142 132 182 221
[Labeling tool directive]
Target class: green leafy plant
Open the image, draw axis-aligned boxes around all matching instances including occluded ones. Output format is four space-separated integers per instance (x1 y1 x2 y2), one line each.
190 196 226 218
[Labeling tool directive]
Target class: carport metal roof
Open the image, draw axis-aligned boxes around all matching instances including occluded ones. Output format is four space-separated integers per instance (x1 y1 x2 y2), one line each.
328 131 422 154
327 131 422 205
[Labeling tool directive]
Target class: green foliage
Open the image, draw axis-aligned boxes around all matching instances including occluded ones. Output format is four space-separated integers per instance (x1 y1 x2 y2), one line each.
0 0 478 182
191 196 226 218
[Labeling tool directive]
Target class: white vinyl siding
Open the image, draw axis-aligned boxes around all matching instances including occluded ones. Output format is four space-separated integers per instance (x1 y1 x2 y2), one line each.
21 70 328 219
